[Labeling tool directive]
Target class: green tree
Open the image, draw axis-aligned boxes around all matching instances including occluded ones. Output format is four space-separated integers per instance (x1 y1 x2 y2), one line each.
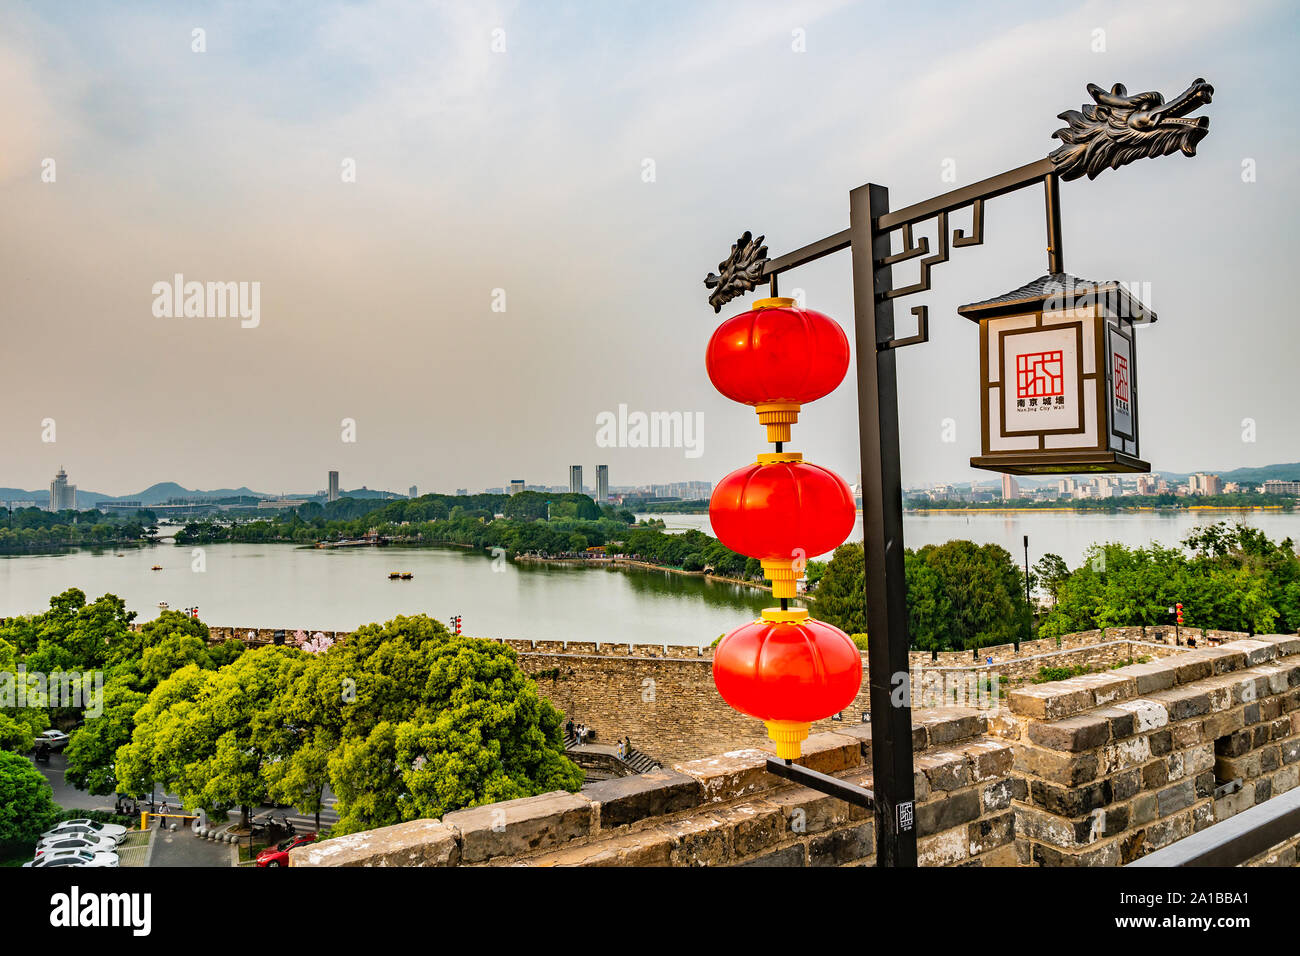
0 749 59 843
1034 553 1070 606
289 614 582 835
814 544 866 635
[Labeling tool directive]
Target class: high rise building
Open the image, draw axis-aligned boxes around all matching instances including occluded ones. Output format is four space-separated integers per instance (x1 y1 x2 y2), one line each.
327 471 340 503
596 464 609 503
509 479 525 495
1000 474 1020 501
49 467 76 512
455 488 468 496
569 465 583 495
409 485 418 498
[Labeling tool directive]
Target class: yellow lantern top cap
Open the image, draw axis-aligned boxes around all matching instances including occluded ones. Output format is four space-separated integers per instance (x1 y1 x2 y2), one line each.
760 607 810 624
751 296 797 311
756 451 802 466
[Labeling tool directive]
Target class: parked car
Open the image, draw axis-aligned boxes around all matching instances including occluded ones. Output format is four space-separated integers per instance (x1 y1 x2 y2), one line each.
42 819 129 845
36 834 119 857
23 849 119 868
256 832 317 868
33 729 69 751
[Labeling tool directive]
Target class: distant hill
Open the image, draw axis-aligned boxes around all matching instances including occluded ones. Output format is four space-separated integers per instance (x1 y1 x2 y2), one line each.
0 482 269 506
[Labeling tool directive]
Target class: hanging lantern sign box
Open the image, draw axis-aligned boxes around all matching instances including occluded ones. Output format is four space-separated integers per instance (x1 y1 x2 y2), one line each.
960 273 1154 476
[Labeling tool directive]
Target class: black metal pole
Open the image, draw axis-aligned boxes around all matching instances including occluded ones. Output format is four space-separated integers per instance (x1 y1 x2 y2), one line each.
1023 533 1031 607
850 183 917 867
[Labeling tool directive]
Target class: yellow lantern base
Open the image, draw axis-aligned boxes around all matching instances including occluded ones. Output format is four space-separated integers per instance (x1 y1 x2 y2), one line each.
755 402 801 444
761 557 800 600
760 606 809 624
765 719 811 760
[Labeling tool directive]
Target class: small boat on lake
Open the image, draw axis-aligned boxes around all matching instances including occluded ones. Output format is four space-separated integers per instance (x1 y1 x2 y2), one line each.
151 565 162 571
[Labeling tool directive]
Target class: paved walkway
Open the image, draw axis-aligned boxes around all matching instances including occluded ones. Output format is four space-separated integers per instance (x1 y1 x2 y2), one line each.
116 830 152 867
149 825 235 867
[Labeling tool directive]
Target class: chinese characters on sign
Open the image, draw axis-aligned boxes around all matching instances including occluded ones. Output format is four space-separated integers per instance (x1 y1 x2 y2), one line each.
1001 325 1081 434
1016 350 1067 409
1108 326 1135 440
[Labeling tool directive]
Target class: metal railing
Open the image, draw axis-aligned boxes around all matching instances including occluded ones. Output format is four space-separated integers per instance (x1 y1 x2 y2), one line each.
1127 786 1300 867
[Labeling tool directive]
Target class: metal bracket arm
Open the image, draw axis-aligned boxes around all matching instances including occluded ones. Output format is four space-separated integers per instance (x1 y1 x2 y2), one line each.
765 758 876 810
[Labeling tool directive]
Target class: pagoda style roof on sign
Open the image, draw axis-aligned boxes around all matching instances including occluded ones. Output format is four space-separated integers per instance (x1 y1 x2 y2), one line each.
957 273 1156 324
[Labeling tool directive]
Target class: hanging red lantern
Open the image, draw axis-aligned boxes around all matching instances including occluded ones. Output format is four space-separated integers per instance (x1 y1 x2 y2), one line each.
709 452 855 598
705 296 850 442
712 607 862 759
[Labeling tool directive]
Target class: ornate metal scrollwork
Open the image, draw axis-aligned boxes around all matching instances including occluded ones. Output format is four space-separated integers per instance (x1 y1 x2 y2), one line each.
1050 79 1214 181
703 231 770 313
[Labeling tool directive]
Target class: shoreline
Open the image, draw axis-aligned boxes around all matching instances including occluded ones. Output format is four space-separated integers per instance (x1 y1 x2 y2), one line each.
512 553 781 594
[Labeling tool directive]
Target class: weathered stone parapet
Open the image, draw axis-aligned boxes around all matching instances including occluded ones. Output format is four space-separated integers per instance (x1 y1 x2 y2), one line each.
1006 635 1300 865
290 708 1016 868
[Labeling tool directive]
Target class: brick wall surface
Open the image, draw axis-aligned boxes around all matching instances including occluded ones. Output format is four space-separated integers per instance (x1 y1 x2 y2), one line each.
290 708 1019 868
996 633 1300 865
186 623 1200 763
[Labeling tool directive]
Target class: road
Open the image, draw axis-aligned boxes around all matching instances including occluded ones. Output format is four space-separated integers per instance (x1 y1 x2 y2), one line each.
31 751 340 837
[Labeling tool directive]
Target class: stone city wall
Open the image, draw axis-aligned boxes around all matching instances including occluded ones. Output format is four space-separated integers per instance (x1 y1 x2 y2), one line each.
290 633 1300 869
290 707 1018 868
994 632 1300 866
187 623 1219 763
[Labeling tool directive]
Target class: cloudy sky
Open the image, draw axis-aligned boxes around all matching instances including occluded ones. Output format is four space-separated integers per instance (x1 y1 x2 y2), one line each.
1 0 1295 497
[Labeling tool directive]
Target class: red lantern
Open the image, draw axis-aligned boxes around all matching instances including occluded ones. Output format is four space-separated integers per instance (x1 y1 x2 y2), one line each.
713 607 862 758
705 297 850 442
709 452 855 598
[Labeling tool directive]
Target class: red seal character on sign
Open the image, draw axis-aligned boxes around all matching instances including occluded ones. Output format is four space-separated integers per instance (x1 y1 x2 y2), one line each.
1016 350 1064 400
1113 352 1130 414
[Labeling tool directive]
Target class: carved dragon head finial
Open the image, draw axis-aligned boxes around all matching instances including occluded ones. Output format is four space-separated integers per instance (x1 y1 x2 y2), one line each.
703 231 770 313
1050 78 1214 181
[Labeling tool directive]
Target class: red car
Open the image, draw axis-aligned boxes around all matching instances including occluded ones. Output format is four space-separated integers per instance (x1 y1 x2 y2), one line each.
255 832 316 868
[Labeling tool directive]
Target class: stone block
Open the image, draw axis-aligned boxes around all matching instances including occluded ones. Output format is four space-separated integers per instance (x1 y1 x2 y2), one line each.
915 750 973 791
764 782 869 837
967 811 1015 856
917 828 968 867
916 789 981 837
673 749 778 803
1027 714 1110 753
808 823 875 866
525 828 675 867
1156 779 1195 817
1147 685 1212 721
1113 660 1177 695
290 818 459 867
1093 706 1137 740
740 844 805 867
1030 778 1110 817
443 791 596 863
1113 698 1169 732
586 770 702 829
1008 683 1093 720
1014 744 1098 787
913 707 986 746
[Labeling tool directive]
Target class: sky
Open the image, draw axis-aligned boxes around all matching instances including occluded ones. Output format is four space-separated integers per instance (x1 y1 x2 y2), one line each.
1 0 1296 497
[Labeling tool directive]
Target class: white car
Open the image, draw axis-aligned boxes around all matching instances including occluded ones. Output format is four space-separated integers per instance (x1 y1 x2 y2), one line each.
23 849 119 868
37 834 119 856
34 729 70 751
42 818 128 845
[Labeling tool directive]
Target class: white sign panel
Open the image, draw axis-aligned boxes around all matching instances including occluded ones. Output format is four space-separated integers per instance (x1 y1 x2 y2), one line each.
1000 325 1081 435
1108 326 1134 440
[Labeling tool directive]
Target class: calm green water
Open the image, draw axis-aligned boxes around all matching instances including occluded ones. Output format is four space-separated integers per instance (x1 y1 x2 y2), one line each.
2 510 1296 646
0 542 769 646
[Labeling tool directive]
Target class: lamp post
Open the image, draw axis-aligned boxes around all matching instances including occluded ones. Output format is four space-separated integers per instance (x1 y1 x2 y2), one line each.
703 78 1213 866
1024 534 1032 615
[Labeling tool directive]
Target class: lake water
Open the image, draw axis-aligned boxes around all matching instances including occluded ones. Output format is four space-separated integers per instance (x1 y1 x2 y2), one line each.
643 509 1300 567
1 510 1295 646
0 542 769 646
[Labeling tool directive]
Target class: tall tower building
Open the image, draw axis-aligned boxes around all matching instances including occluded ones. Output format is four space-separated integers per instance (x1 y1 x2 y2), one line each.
49 467 76 512
1001 473 1020 501
596 464 609 503
409 485 418 498
569 465 583 495
509 479 525 495
327 470 340 503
